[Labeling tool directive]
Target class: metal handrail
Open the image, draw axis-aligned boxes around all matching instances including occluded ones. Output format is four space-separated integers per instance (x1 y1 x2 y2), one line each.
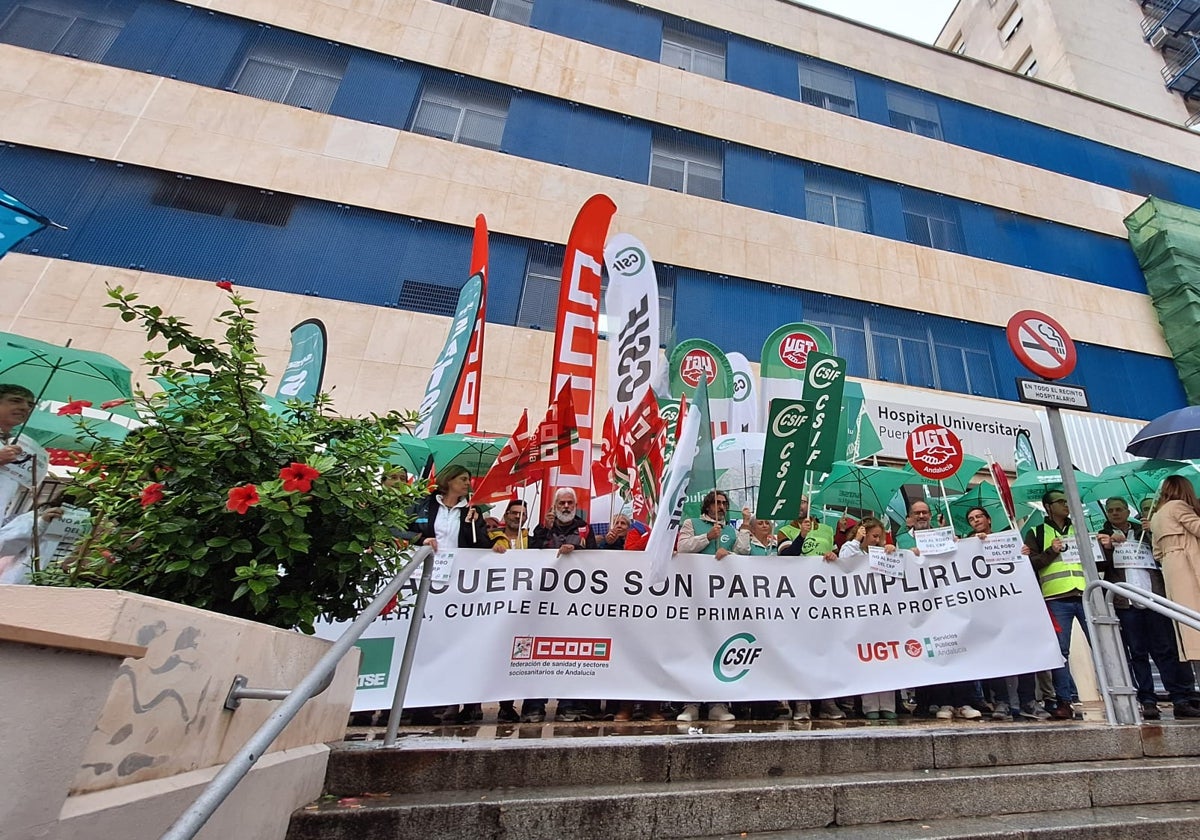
1084 579 1200 724
159 546 435 840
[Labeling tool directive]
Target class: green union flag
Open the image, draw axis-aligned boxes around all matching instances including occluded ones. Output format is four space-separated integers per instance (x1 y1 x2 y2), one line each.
802 352 846 476
757 399 815 520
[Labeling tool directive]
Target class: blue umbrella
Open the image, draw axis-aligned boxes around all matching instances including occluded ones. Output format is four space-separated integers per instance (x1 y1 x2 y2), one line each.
1127 406 1200 461
0 188 52 257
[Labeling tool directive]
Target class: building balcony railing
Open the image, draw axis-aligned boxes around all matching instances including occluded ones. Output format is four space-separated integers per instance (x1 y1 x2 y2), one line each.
1142 0 1200 41
1163 35 1200 98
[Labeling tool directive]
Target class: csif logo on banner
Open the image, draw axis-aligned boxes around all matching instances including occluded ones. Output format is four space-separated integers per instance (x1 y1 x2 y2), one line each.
713 632 763 683
679 349 717 388
610 245 645 276
732 370 751 403
771 402 811 438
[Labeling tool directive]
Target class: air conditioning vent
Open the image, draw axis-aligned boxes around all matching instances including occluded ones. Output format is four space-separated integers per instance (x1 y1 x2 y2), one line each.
1150 27 1168 49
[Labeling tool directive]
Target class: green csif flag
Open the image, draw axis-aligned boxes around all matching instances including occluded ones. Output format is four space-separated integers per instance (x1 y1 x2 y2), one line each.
1014 429 1040 475
802 351 847 476
758 398 816 521
413 274 484 438
275 319 327 402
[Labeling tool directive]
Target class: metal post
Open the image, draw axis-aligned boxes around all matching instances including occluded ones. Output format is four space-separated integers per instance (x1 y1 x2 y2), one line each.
159 546 432 840
1045 406 1138 725
383 552 435 747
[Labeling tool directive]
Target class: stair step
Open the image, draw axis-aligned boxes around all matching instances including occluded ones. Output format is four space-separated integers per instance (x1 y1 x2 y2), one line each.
322 723 1200 796
692 801 1200 839
286 757 1200 840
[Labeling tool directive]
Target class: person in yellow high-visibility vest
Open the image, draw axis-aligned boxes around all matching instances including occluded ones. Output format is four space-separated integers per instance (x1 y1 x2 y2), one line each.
1024 489 1086 720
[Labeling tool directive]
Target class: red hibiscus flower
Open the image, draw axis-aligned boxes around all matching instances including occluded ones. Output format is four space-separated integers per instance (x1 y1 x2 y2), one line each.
57 400 93 416
279 462 320 493
226 484 260 514
100 398 129 409
216 280 233 291
140 482 164 507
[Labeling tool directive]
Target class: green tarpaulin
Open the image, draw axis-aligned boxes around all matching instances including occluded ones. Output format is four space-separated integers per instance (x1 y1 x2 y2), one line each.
1125 196 1200 404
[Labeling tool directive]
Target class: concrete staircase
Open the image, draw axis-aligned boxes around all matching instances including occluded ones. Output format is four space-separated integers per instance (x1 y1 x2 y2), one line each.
285 723 1200 839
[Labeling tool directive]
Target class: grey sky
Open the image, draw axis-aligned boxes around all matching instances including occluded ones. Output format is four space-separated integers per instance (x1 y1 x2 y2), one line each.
795 0 959 43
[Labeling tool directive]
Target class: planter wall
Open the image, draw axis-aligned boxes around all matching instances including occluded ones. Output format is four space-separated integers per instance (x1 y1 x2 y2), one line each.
0 585 359 840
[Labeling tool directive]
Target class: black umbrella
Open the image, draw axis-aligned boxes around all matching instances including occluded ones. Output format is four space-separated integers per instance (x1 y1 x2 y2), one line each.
1127 406 1200 461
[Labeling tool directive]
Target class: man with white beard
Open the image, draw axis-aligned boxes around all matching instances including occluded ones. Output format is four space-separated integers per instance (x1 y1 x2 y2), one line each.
525 487 598 722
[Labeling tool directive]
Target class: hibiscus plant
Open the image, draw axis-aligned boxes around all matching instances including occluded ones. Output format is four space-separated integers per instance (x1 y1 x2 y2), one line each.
40 285 423 633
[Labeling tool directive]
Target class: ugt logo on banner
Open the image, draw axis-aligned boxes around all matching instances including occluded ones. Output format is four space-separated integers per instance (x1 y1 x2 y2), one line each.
905 423 964 480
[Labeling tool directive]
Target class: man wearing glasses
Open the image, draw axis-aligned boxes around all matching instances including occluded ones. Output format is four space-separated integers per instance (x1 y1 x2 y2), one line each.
1025 489 1086 720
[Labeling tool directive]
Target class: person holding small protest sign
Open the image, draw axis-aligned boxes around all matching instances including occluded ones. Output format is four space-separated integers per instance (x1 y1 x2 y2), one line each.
1098 497 1199 720
0 384 48 528
777 496 836 559
839 518 898 721
1025 489 1087 720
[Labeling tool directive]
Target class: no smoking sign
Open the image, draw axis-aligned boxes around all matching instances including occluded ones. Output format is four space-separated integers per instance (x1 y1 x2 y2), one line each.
1006 310 1077 380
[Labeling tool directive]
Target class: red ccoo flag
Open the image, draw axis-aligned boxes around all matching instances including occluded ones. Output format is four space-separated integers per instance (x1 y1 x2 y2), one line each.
472 409 532 504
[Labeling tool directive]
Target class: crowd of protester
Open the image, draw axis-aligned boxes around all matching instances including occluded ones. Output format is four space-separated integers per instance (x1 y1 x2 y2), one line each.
346 464 1200 729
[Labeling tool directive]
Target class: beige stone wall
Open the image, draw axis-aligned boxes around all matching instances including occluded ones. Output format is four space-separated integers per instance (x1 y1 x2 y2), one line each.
937 0 1190 124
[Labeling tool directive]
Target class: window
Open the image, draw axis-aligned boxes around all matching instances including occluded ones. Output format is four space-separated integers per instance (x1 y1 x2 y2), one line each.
0 1 124 62
151 174 295 227
871 333 935 388
901 190 963 252
518 248 676 336
411 83 508 150
660 27 725 80
232 38 347 113
434 0 533 26
799 60 857 116
807 319 869 378
998 4 1023 44
650 134 723 199
886 87 942 140
804 169 869 232
397 279 462 317
1015 48 1038 77
936 345 999 397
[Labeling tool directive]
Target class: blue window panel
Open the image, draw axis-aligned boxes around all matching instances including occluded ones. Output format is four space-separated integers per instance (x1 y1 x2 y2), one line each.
851 74 891 129
482 234 533 326
329 53 422 129
872 334 903 384
935 345 969 394
723 147 806 218
726 35 799 100
672 270 805 360
89 0 170 72
831 326 870 379
530 0 660 60
506 96 650 181
151 8 248 88
864 181 906 244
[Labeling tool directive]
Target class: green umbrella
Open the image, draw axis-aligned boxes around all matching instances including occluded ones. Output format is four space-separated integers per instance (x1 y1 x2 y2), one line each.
0 333 137 418
21 406 131 451
1008 468 1099 507
901 454 988 495
1081 458 1200 506
947 481 1013 536
813 461 915 518
425 432 507 477
385 434 432 475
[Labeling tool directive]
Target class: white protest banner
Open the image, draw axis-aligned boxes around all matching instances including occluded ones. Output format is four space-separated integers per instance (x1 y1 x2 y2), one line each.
915 526 956 557
868 546 903 579
603 233 660 424
1113 540 1157 570
39 504 90 563
319 544 1062 711
980 530 1023 565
